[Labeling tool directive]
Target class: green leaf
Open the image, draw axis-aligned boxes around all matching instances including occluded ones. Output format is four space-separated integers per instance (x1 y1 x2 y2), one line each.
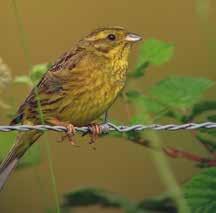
138 194 177 213
62 187 178 213
128 62 149 78
0 132 41 168
126 90 141 99
62 187 137 212
184 168 216 212
137 39 174 66
14 75 32 86
129 39 174 78
198 129 216 138
150 76 214 110
30 63 48 84
126 90 165 114
184 101 216 122
196 133 216 152
208 115 216 122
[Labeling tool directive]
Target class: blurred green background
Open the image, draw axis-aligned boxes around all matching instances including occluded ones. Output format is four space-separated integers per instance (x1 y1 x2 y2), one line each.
0 0 215 212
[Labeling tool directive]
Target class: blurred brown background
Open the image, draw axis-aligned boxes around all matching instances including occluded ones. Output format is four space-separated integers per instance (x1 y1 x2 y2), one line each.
0 0 216 212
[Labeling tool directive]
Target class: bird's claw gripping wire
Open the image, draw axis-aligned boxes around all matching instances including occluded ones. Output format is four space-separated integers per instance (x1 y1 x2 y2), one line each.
48 118 79 147
59 123 79 147
88 123 102 144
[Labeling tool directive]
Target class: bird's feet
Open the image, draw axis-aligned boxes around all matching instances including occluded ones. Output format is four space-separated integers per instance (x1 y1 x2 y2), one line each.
60 123 79 147
47 118 78 147
88 123 102 145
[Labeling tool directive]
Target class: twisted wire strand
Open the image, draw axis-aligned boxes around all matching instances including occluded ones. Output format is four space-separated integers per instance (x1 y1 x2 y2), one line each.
0 122 215 134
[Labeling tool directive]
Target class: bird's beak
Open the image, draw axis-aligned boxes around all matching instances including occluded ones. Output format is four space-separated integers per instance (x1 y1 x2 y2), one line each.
125 33 142 42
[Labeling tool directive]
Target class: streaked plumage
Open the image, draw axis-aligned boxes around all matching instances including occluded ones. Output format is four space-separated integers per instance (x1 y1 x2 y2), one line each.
0 26 142 190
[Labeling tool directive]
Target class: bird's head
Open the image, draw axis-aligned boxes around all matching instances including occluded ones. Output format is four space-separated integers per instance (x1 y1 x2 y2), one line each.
79 26 142 59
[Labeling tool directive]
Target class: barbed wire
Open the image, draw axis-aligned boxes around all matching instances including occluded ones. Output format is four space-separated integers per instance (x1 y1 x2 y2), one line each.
0 122 215 134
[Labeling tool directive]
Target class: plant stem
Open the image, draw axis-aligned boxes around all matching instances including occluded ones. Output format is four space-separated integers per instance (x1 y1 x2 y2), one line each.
10 1 60 212
145 129 190 213
123 96 190 212
10 0 32 69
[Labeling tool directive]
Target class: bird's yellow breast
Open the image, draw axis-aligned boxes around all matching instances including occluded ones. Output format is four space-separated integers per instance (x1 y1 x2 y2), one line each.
56 54 128 126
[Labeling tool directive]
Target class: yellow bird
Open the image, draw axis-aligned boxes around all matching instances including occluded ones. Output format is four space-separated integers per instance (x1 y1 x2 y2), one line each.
0 26 142 190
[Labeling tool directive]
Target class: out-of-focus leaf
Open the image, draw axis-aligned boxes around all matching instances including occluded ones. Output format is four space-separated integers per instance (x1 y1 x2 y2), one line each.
195 115 216 138
126 90 140 99
196 133 216 152
126 90 165 114
208 115 216 122
184 168 216 212
14 63 49 86
62 188 178 213
137 39 174 66
184 101 216 122
45 208 58 213
198 129 216 138
30 63 48 84
129 39 174 78
128 62 149 78
0 132 41 168
14 75 32 86
150 76 214 110
138 195 177 213
109 130 122 138
62 187 137 212
126 90 173 123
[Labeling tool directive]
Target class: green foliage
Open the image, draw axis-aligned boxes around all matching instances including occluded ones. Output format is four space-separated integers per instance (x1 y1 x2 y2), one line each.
63 188 131 209
184 168 216 212
14 75 33 86
128 61 149 78
208 115 216 122
138 196 177 213
62 187 177 213
183 101 216 122
125 76 214 124
129 39 174 78
30 63 48 83
111 37 216 213
14 63 49 86
150 76 214 110
127 90 165 114
138 39 174 66
196 133 216 152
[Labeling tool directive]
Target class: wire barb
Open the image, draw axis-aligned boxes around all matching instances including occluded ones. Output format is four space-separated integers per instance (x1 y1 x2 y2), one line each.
0 122 216 134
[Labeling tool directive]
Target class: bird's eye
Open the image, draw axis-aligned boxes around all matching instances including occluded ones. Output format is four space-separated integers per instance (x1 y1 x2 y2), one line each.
107 34 116 41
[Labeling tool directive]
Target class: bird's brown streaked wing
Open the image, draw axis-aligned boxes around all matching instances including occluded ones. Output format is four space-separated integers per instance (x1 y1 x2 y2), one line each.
49 46 85 72
10 74 62 125
10 46 87 125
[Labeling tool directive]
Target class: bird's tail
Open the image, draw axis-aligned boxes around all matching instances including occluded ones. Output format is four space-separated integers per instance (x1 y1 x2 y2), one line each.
0 130 42 190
